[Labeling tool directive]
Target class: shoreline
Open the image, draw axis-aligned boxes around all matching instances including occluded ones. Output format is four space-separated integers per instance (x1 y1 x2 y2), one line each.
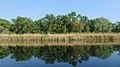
0 33 120 46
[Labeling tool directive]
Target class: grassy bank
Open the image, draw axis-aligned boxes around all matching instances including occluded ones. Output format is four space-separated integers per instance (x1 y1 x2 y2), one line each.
0 33 120 46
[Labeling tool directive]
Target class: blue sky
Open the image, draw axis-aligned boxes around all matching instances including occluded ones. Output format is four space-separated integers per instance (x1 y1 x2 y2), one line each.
0 0 120 22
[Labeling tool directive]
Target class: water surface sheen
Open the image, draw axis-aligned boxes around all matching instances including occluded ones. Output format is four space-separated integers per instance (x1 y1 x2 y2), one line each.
0 45 120 67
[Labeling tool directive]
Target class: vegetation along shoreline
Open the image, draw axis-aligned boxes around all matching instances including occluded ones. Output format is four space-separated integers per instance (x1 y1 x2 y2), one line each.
0 12 120 46
0 33 120 46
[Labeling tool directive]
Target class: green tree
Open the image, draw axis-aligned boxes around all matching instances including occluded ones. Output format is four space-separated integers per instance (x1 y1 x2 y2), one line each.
11 16 33 34
0 18 11 34
0 18 11 30
114 21 120 32
78 16 90 32
90 17 111 33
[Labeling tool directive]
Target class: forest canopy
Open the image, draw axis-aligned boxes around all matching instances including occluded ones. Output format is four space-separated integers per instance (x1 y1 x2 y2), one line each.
0 12 120 34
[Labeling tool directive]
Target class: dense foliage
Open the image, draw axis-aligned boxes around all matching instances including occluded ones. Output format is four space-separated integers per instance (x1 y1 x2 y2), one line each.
0 12 120 34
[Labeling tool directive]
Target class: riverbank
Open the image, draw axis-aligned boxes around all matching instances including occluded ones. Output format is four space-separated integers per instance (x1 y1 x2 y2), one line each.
0 33 120 46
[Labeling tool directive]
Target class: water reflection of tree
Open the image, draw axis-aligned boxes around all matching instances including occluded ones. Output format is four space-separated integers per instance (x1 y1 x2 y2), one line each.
0 45 120 66
9 46 34 61
0 46 10 59
90 45 114 60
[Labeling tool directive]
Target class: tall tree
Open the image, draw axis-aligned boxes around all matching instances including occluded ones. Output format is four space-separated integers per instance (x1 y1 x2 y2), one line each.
11 16 33 34
90 17 111 33
0 18 11 34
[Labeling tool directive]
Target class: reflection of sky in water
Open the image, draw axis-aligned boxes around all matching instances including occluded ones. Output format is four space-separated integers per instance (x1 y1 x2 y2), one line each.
77 51 120 67
0 56 71 67
0 51 120 67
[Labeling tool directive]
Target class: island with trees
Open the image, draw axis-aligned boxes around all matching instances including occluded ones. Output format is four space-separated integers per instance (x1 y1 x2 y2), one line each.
0 12 120 46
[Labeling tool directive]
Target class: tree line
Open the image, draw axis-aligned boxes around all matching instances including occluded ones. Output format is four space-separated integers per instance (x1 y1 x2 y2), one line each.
0 12 120 34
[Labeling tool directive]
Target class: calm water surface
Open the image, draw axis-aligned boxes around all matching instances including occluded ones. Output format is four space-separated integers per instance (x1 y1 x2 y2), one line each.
0 45 120 67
